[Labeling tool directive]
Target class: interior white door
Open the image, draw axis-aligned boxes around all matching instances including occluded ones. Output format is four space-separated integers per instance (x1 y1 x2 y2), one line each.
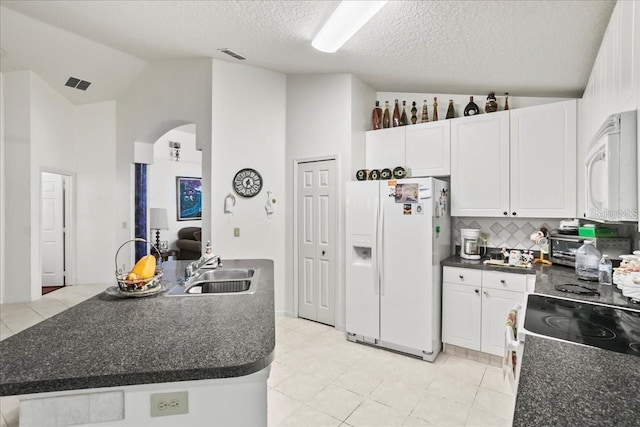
379 177 433 351
297 159 337 326
41 172 65 286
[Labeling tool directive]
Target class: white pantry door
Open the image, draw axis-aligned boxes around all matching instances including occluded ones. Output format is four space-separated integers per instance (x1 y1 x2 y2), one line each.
41 172 65 286
297 159 337 326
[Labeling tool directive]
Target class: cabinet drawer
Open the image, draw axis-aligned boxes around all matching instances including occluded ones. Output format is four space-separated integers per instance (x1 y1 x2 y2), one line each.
482 271 531 292
443 267 482 285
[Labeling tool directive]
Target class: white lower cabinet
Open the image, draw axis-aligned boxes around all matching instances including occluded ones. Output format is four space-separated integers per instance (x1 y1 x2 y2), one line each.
442 267 533 357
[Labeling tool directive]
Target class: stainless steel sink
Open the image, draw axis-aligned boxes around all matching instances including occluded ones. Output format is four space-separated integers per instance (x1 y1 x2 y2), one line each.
191 268 254 282
165 268 257 296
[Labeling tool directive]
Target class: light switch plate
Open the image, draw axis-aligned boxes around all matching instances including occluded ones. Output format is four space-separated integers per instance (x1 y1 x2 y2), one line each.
234 227 240 237
150 391 188 417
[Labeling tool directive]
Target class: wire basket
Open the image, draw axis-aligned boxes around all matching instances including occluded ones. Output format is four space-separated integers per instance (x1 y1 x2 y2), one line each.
115 238 163 293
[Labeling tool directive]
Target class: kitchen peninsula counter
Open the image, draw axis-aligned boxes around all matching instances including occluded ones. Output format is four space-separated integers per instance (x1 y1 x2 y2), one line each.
0 259 275 396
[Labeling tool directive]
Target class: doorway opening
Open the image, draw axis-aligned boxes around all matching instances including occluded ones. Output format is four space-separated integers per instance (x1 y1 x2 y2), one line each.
40 171 71 293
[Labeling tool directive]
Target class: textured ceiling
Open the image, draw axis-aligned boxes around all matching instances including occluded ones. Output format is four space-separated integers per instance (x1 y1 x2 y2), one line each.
0 0 616 105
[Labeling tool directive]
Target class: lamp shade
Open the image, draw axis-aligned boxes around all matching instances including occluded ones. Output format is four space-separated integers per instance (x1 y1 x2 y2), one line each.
149 208 169 230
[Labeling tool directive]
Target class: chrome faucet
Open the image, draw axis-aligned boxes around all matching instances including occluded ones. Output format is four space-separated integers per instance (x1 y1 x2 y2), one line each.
184 253 222 281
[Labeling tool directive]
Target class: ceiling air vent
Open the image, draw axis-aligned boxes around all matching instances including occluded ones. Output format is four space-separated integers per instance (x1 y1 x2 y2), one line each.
218 48 246 61
65 76 92 91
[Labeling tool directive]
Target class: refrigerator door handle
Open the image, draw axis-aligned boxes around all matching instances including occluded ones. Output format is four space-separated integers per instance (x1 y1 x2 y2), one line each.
378 197 385 296
374 195 380 296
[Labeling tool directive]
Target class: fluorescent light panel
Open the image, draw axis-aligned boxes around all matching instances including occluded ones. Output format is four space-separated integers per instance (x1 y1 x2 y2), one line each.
312 1 388 53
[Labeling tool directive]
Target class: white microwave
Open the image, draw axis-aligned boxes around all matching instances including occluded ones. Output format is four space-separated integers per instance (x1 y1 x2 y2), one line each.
585 110 638 222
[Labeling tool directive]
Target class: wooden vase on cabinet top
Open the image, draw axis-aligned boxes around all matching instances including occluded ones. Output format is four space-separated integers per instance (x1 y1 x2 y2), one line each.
392 99 401 127
400 101 409 126
504 93 510 111
421 100 429 122
371 101 382 130
464 96 480 116
410 101 418 124
383 101 391 128
446 99 455 119
484 92 498 113
432 97 439 121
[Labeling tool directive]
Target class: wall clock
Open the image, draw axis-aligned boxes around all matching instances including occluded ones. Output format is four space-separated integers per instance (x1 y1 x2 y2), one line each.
232 168 263 198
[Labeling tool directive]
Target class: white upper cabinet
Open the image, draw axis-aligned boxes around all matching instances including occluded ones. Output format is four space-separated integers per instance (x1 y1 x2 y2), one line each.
405 121 451 177
451 111 510 217
452 102 577 218
365 122 451 177
510 100 577 218
365 127 405 171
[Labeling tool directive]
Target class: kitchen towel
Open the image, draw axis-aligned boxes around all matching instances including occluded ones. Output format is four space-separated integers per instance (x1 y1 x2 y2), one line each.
503 308 519 393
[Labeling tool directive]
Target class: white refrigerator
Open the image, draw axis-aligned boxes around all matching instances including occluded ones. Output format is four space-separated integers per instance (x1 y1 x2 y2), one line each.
345 177 450 362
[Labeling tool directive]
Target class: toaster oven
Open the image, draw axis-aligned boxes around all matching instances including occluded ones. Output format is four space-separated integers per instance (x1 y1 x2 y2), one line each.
549 234 631 267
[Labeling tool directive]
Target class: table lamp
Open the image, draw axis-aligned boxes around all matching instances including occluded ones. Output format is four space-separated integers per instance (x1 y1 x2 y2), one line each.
149 208 169 253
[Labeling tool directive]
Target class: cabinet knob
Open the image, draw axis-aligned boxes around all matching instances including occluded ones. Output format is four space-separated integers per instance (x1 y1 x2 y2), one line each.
459 275 464 279
483 290 489 296
500 279 506 284
503 211 508 216
512 212 517 216
475 289 479 294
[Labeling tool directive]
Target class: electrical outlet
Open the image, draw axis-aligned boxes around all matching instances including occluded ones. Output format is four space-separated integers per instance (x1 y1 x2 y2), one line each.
480 232 490 243
234 227 240 237
150 391 188 417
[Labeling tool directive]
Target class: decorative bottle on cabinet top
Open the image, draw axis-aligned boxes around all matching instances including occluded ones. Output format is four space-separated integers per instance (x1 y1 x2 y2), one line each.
400 100 409 126
485 92 498 113
383 101 391 128
432 97 438 121
464 96 480 116
504 92 510 110
371 101 382 130
421 100 429 122
411 101 418 124
446 99 455 119
392 99 400 127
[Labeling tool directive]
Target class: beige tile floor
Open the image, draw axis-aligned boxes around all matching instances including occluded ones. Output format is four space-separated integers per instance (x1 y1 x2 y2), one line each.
1 287 515 427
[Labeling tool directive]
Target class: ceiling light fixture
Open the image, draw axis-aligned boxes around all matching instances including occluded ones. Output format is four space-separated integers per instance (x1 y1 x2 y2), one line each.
312 0 388 53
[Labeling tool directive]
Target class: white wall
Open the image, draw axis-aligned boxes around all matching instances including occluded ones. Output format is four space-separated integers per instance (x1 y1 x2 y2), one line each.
115 58 212 265
148 126 202 248
209 60 287 313
0 71 117 302
285 74 375 326
0 72 5 303
74 101 117 285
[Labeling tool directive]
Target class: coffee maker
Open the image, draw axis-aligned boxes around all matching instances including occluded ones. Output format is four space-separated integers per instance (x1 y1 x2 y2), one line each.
460 228 485 259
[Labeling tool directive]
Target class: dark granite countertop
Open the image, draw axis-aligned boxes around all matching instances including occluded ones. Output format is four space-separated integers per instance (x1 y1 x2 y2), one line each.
442 255 639 309
442 255 640 426
0 259 275 396
512 336 640 427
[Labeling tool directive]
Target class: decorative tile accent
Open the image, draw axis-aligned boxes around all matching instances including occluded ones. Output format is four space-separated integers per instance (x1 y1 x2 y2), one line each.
505 222 518 234
453 217 561 250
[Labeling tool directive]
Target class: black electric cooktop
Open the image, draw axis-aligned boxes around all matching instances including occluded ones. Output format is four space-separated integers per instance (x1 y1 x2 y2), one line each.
524 294 640 356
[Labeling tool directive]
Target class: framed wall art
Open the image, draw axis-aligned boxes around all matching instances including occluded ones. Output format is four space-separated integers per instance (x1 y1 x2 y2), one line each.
176 176 202 221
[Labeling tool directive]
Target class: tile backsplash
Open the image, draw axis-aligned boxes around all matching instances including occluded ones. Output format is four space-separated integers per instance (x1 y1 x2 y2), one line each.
453 218 640 252
453 217 559 250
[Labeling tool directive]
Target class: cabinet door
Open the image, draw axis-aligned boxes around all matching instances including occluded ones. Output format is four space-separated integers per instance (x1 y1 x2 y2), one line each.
405 121 451 176
481 288 522 357
365 127 405 171
442 282 481 351
510 100 577 218
451 111 510 217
